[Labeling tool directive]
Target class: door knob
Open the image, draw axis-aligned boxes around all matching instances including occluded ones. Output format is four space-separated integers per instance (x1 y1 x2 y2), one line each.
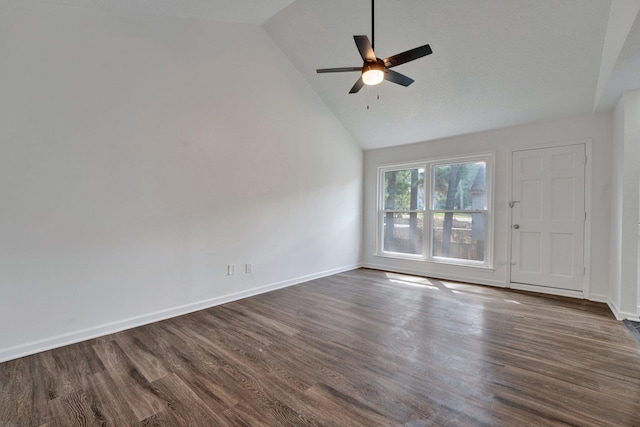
513 224 520 229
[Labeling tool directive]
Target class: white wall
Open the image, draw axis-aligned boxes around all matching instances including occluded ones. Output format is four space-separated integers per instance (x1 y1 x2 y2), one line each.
0 4 363 362
363 114 612 299
610 90 640 319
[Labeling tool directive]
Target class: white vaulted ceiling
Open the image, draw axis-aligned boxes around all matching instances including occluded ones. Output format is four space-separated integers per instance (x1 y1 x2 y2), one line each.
265 0 614 149
0 0 297 24
6 0 640 149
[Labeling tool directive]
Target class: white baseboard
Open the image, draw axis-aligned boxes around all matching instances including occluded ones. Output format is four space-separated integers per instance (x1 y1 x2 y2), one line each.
588 293 609 303
362 262 507 288
509 282 583 299
0 263 361 363
588 293 623 321
605 298 640 321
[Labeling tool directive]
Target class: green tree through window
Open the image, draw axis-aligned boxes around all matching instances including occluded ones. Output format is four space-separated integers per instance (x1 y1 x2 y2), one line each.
383 168 424 255
379 157 491 265
433 162 485 258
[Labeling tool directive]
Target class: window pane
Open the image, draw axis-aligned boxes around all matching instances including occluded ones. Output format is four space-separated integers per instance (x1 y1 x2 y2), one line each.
383 212 424 255
384 168 425 211
432 212 485 261
432 162 486 210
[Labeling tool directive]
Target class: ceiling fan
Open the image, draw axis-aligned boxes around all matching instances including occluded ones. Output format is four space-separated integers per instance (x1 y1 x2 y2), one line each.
316 0 433 94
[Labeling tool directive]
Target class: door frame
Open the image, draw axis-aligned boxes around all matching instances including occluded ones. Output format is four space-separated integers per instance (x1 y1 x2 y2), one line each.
506 139 592 299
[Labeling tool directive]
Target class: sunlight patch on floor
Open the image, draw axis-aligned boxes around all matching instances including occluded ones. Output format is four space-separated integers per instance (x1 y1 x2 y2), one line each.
441 281 487 292
384 272 432 283
384 272 437 289
388 279 439 289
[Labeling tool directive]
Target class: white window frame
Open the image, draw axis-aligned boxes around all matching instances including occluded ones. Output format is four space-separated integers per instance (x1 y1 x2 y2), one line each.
377 153 494 269
377 162 426 260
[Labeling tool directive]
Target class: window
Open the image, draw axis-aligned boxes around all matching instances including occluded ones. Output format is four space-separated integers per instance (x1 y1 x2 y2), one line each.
431 161 487 263
381 166 425 256
378 155 493 267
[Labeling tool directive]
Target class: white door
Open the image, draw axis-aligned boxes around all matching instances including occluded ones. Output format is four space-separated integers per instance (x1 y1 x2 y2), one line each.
510 144 585 292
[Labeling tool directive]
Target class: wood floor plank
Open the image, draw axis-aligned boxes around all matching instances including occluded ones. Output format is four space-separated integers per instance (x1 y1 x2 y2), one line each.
137 410 181 427
91 339 166 421
219 364 320 426
148 373 234 426
113 330 171 383
304 383 402 427
83 371 138 425
1 358 34 426
47 392 103 426
2 268 640 426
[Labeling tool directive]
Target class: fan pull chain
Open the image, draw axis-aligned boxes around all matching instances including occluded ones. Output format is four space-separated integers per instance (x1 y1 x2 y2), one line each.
366 89 380 110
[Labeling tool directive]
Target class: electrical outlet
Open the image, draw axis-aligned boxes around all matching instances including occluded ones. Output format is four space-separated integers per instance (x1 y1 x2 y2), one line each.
227 264 235 276
245 263 253 274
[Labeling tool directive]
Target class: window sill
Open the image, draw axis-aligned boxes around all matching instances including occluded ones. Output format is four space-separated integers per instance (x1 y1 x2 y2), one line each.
375 252 426 262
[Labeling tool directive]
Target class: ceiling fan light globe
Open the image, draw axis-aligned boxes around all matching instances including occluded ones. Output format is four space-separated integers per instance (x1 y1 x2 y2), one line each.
362 63 385 85
362 69 384 85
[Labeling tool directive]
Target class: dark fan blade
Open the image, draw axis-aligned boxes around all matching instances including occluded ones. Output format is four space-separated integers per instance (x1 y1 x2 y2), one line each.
383 44 432 68
316 67 362 73
354 35 376 62
349 76 365 94
384 69 414 87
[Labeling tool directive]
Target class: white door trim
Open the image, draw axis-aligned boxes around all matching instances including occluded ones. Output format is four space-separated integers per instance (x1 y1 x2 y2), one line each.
506 139 592 299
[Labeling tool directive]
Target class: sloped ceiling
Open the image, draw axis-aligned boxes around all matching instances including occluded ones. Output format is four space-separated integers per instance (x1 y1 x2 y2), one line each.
265 0 614 149
0 0 297 24
5 0 640 149
594 6 640 113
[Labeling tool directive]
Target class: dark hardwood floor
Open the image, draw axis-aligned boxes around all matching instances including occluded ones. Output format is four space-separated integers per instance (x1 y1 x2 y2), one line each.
2 268 640 426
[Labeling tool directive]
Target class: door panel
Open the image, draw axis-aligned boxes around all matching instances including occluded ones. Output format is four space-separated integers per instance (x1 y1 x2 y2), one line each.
519 232 541 273
549 233 573 276
511 144 585 291
521 180 542 220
